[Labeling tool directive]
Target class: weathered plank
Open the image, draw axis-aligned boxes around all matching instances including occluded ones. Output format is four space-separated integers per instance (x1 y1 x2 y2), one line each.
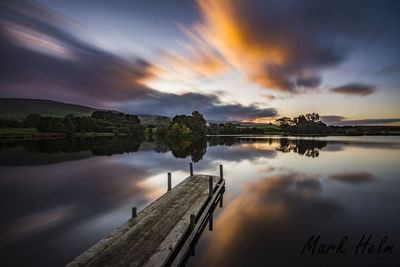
67 175 220 267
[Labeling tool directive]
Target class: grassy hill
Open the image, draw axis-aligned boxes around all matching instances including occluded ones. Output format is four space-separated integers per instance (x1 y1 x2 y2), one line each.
0 98 170 126
0 98 98 119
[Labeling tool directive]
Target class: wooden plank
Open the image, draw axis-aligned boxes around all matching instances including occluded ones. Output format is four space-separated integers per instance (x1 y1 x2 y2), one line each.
67 175 221 267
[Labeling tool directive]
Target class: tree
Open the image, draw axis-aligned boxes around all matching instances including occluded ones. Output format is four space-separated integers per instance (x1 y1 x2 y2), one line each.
207 123 220 135
23 114 42 127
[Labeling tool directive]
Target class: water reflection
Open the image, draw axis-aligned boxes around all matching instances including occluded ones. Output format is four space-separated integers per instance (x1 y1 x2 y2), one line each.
0 136 399 266
3 136 398 167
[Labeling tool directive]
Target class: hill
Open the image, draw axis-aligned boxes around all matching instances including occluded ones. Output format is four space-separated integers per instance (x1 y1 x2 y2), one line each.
0 98 170 125
0 98 97 119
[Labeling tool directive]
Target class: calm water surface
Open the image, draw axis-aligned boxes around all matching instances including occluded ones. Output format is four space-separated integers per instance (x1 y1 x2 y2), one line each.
1 136 399 266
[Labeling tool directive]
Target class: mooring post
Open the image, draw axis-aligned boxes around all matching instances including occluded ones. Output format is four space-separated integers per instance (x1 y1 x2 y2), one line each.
190 162 193 176
209 176 213 198
190 246 195 256
132 207 137 218
219 164 223 183
190 213 196 230
167 172 171 191
209 213 213 231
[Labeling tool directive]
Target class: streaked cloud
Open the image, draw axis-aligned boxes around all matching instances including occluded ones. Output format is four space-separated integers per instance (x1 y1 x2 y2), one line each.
0 1 276 122
178 0 384 93
321 115 400 126
329 83 375 96
119 92 277 121
377 65 400 75
0 1 158 108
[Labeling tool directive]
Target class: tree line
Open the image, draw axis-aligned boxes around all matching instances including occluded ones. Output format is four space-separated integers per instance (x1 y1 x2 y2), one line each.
275 113 329 135
0 111 144 136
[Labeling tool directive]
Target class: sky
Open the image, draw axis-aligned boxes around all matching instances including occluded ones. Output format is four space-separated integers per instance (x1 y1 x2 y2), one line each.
0 0 399 125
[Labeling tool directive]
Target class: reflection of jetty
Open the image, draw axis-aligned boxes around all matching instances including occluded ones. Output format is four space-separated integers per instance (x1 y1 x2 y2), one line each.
67 163 225 267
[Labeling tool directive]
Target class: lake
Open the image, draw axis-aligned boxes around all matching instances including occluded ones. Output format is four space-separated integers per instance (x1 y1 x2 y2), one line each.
1 136 399 266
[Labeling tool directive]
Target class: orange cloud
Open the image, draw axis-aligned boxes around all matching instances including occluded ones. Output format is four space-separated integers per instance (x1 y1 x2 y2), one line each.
194 0 288 89
179 0 351 93
163 48 226 78
261 94 276 100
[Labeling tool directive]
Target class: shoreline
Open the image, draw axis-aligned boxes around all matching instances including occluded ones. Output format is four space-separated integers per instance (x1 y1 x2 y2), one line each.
1 132 399 141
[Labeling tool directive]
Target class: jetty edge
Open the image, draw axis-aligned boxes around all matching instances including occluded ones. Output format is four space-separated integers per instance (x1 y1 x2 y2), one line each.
66 163 225 267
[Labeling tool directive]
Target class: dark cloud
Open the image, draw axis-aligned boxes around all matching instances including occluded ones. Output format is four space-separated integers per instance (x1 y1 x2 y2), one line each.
0 1 278 121
191 0 398 93
296 75 321 88
321 115 400 126
329 83 375 96
320 115 346 125
0 1 158 108
119 92 278 121
377 65 400 75
329 172 375 184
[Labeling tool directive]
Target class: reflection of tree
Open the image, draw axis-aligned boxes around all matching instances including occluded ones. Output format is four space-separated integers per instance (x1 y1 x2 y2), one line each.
0 136 144 156
276 138 327 157
208 136 242 146
161 137 207 162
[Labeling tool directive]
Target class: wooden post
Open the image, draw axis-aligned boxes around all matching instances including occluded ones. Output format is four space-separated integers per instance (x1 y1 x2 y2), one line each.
209 176 213 198
190 162 193 176
132 207 137 218
190 246 195 256
219 164 223 183
209 213 213 231
190 213 196 230
167 172 171 191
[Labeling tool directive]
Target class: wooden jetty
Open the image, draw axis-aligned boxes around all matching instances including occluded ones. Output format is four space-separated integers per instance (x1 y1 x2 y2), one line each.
67 163 225 267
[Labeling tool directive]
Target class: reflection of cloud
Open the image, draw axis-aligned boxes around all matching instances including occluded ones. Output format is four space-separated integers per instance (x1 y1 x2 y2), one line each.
329 83 375 96
0 157 154 244
206 142 277 163
195 173 344 266
329 172 375 184
5 205 77 240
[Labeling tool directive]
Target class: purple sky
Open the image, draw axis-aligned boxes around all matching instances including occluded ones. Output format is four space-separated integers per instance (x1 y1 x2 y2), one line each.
0 0 399 124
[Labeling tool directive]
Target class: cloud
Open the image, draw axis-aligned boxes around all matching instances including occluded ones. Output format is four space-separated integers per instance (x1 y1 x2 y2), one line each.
321 115 400 126
261 94 276 100
377 65 400 75
320 115 346 125
0 1 278 122
0 1 160 108
329 172 375 184
179 0 383 93
161 25 226 78
329 83 375 96
119 92 278 121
